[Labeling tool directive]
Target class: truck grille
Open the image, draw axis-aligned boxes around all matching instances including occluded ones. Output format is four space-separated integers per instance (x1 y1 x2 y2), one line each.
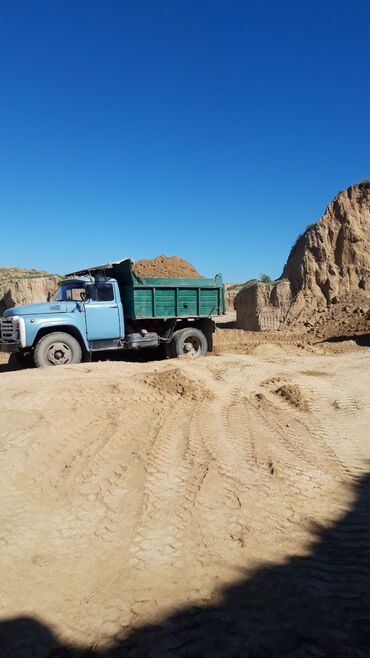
0 318 19 344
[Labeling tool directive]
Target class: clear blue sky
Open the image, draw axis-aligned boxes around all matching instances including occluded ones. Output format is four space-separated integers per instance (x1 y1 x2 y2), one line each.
1 1 369 281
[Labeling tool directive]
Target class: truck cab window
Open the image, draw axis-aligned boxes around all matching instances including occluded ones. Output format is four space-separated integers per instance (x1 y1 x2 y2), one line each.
55 284 86 301
96 283 114 302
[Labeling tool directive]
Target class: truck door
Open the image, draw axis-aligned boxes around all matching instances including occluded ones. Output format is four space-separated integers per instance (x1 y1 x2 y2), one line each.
84 282 121 341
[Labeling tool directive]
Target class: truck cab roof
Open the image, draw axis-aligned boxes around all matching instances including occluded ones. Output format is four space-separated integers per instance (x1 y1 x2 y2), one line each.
60 275 94 285
65 258 132 279
59 275 117 288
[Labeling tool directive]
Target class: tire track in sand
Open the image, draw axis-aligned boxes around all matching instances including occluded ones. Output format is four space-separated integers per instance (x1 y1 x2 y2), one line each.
128 397 211 568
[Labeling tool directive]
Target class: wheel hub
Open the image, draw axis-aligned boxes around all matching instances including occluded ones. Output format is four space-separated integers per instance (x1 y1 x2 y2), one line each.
183 338 200 356
47 342 73 366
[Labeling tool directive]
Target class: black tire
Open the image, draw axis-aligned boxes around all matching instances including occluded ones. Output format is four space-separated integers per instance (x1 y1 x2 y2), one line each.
34 332 82 368
8 351 34 370
173 328 208 358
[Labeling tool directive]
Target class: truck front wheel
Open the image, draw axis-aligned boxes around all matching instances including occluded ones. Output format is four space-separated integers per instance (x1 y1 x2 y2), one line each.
34 332 82 368
173 328 208 358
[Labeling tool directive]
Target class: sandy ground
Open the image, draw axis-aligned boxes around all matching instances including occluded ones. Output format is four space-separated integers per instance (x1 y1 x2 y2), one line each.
0 332 370 657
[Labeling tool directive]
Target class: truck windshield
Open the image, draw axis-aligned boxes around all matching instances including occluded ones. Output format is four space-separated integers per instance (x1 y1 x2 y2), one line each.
55 283 87 301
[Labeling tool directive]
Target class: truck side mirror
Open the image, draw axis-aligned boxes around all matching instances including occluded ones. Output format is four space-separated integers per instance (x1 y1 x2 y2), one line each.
84 284 94 300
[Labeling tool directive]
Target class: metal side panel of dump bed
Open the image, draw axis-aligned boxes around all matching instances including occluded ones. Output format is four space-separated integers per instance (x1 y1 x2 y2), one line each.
124 277 225 319
111 260 226 320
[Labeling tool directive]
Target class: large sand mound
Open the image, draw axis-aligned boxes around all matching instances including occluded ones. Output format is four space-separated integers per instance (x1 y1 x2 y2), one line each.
133 255 201 278
1 350 370 655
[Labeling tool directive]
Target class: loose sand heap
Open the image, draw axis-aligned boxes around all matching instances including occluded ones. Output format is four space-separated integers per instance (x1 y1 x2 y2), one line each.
133 255 201 278
235 182 370 337
274 382 310 411
1 345 370 656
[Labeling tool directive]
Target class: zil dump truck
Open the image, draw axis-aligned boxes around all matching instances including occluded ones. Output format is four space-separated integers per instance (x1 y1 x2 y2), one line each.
0 259 226 367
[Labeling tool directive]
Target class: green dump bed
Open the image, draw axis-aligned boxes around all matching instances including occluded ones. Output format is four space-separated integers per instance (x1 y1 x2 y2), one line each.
111 260 226 320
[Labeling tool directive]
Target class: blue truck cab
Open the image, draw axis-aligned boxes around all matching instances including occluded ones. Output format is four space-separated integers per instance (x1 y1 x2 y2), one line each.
0 259 226 367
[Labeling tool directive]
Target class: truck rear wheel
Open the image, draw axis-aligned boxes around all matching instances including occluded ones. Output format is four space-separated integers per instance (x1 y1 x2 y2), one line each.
173 328 208 358
34 332 82 368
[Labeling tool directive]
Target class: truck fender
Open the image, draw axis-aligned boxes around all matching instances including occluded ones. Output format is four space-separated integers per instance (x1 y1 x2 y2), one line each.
32 323 88 352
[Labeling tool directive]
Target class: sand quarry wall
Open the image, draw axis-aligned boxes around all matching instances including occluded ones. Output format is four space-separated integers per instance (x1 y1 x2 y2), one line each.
283 183 370 302
235 280 292 331
235 182 370 334
0 275 61 315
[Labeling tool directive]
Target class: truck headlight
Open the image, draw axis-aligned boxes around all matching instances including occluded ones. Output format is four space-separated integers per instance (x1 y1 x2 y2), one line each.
12 316 26 347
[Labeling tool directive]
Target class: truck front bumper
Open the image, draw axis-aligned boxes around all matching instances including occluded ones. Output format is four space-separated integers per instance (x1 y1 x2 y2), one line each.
0 343 19 353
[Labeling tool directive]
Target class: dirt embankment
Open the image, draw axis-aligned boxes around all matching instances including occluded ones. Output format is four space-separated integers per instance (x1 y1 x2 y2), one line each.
283 182 370 302
0 267 61 314
282 181 370 336
225 283 246 311
234 182 370 337
0 349 369 655
235 280 291 330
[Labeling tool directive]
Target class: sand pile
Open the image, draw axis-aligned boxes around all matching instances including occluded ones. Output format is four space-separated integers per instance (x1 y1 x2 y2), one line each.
297 290 369 338
274 383 309 411
141 366 213 400
133 255 201 278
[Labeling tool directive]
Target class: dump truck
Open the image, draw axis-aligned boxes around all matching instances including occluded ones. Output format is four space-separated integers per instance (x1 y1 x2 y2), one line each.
0 258 226 367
